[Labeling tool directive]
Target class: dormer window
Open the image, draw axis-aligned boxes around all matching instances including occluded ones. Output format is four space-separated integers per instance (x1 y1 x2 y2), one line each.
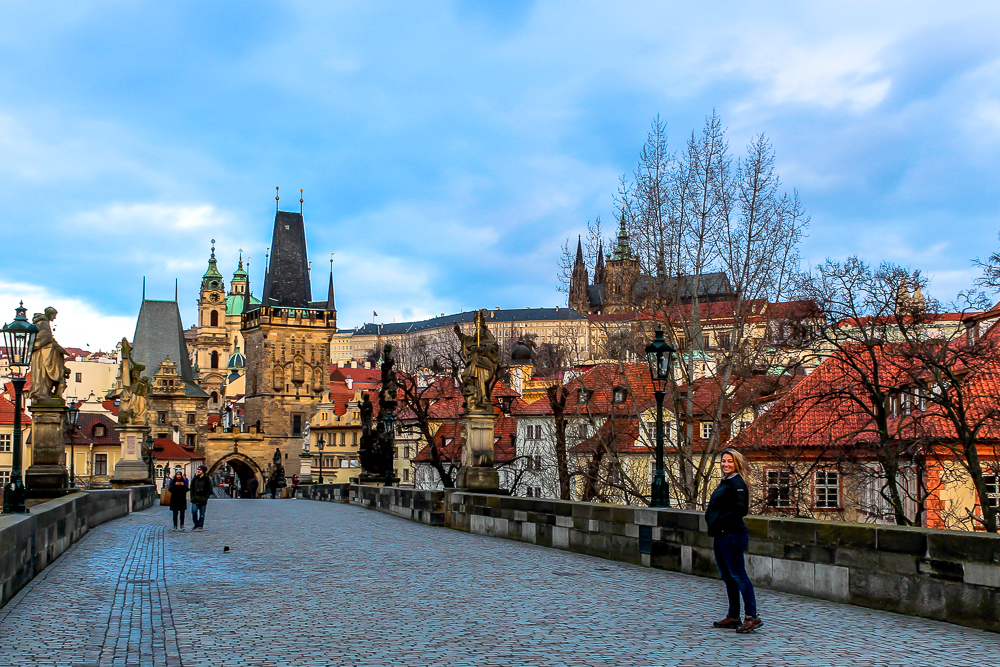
93 424 106 438
577 389 592 404
612 387 628 404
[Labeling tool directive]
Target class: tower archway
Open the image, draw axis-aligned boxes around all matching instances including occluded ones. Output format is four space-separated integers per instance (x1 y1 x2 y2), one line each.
209 453 264 498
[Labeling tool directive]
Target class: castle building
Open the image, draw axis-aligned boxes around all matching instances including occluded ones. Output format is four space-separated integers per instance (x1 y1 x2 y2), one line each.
568 215 734 316
241 208 337 482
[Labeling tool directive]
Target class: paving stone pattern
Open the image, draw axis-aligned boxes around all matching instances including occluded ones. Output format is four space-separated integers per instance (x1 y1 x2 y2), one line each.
1 499 999 666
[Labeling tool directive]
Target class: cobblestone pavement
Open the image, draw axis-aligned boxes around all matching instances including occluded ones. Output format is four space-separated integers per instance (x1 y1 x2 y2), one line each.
2 499 999 667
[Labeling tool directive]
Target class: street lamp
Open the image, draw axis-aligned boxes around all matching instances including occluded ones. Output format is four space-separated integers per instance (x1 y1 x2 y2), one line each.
66 398 80 489
645 328 676 508
3 302 39 513
144 434 155 482
316 436 325 484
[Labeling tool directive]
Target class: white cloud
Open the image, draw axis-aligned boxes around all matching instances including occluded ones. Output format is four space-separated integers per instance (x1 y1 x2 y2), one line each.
0 281 133 353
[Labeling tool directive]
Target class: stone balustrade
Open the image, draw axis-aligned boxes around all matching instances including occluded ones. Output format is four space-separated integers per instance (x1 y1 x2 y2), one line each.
0 486 156 608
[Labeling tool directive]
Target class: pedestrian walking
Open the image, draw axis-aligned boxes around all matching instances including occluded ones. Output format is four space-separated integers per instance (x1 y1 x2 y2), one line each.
190 465 212 531
291 474 299 498
168 470 189 531
268 475 279 499
248 476 259 499
706 448 762 633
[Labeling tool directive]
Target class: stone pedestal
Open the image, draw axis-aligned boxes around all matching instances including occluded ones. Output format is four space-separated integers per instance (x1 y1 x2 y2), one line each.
299 450 314 484
457 409 501 492
111 424 152 488
24 398 68 493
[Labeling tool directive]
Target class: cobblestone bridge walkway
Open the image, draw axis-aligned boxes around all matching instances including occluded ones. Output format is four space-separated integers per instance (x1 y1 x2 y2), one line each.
2 499 998 667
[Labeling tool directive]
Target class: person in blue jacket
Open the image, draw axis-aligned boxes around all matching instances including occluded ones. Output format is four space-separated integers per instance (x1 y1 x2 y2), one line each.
705 448 762 633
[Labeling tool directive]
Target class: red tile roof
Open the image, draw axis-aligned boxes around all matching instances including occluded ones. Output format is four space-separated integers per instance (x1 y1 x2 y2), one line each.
412 415 518 465
153 439 205 461
0 394 30 425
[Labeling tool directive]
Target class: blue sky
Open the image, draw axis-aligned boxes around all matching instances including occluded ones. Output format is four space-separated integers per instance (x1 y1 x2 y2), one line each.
1 1 999 350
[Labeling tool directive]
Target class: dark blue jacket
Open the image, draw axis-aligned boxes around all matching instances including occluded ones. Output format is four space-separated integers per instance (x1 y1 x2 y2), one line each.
705 474 749 537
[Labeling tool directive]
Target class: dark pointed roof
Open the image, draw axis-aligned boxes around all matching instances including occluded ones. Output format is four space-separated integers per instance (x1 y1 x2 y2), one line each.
132 300 209 399
201 246 224 291
595 240 606 285
326 268 336 311
575 235 584 265
263 210 311 308
611 212 633 262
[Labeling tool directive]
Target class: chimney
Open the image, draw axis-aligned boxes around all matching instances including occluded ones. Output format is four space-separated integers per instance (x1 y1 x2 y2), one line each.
345 377 353 390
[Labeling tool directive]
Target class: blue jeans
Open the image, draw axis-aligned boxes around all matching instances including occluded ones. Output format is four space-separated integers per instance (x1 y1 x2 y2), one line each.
714 529 757 618
191 503 207 528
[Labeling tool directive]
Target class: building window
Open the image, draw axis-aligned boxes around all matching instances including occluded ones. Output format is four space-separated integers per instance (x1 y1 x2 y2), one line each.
612 387 627 404
577 423 590 439
210 310 219 327
403 445 411 459
340 432 346 446
211 351 219 369
93 424 106 438
187 413 195 425
717 333 731 349
292 415 302 435
75 372 82 383
700 421 714 440
94 454 108 476
577 389 591 404
352 432 357 446
158 412 167 425
394 448 399 459
186 434 196 448
985 475 999 508
210 392 219 403
403 468 410 482
0 434 11 452
814 470 840 509
766 469 792 508
526 424 542 440
0 470 9 485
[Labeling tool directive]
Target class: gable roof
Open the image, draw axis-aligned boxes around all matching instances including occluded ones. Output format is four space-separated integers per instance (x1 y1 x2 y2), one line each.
133 299 209 399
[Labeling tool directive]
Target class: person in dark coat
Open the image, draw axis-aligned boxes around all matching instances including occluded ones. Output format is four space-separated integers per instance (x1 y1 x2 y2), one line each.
248 476 259 499
168 469 189 531
189 465 212 531
705 448 761 633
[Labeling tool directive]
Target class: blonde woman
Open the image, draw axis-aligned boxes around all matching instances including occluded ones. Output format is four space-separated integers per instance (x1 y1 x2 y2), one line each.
705 448 762 633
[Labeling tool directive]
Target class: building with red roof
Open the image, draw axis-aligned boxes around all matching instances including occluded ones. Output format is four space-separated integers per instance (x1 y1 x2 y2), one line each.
0 394 30 488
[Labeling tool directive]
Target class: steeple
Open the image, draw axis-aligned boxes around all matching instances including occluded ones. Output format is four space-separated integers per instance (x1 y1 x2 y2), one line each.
201 240 224 292
263 209 311 308
594 240 606 285
612 211 633 261
230 251 249 296
326 254 336 311
568 234 590 312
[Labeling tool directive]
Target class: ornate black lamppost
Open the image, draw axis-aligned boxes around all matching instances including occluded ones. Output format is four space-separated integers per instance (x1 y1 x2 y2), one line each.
316 436 325 484
3 302 38 514
645 328 676 508
144 434 155 482
66 398 79 489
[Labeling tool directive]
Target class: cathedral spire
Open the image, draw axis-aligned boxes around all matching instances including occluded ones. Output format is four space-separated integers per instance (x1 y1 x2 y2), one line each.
595 240 606 285
612 209 633 261
575 235 584 265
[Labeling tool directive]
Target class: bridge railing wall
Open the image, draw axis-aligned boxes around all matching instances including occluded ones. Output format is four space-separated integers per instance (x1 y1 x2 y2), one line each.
0 486 156 609
300 483 1000 632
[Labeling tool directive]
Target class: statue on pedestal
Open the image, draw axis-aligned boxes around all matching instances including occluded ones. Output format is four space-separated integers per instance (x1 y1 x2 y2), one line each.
29 307 68 401
115 338 151 426
358 344 399 483
454 310 499 413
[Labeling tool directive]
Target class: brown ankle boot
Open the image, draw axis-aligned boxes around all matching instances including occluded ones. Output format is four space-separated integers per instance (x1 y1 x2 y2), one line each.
713 616 741 629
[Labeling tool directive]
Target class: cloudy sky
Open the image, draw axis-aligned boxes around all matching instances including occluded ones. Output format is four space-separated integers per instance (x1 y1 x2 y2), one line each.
1 1 999 350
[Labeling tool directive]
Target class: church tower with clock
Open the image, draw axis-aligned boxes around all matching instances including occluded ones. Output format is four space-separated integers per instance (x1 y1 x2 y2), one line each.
193 241 232 411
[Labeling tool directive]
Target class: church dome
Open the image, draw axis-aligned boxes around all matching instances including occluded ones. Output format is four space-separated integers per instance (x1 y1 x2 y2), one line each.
227 349 246 371
511 339 532 365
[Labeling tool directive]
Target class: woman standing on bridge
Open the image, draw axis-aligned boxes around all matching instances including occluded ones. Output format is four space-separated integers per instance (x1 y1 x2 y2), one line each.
168 470 190 531
706 449 762 633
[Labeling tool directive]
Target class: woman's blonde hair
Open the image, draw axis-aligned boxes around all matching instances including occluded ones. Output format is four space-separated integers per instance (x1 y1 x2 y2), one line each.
720 448 747 477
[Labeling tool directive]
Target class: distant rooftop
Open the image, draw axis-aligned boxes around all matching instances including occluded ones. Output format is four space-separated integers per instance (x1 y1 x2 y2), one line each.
353 307 585 336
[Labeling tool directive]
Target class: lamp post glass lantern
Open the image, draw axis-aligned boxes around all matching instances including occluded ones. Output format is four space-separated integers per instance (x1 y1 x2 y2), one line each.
2 302 38 513
645 328 676 508
316 436 325 484
67 398 80 489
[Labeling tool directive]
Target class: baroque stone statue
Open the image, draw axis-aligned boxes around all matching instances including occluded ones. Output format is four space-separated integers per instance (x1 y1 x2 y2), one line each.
454 310 499 413
29 307 68 401
115 338 151 426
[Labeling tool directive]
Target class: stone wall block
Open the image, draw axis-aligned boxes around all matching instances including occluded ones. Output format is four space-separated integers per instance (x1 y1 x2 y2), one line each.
768 518 816 545
814 522 876 550
552 525 570 549
746 554 772 587
634 509 658 526
814 563 850 603
928 531 1000 564
743 516 768 540
964 562 1000 588
772 558 816 596
876 526 928 556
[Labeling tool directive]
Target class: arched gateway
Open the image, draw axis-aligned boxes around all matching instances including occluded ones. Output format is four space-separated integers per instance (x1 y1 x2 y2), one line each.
209 453 264 497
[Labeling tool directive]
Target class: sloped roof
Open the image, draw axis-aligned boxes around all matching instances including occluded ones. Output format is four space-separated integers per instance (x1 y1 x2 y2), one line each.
353 307 585 336
411 415 518 465
0 394 30 425
153 438 205 461
132 300 209 399
262 210 312 308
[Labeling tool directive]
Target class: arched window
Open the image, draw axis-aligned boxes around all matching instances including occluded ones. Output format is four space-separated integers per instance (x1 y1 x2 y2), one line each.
210 351 219 368
210 310 219 327
211 391 219 403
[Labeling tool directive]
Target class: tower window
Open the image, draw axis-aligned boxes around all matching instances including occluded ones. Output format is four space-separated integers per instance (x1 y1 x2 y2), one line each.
211 351 219 368
210 310 219 327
